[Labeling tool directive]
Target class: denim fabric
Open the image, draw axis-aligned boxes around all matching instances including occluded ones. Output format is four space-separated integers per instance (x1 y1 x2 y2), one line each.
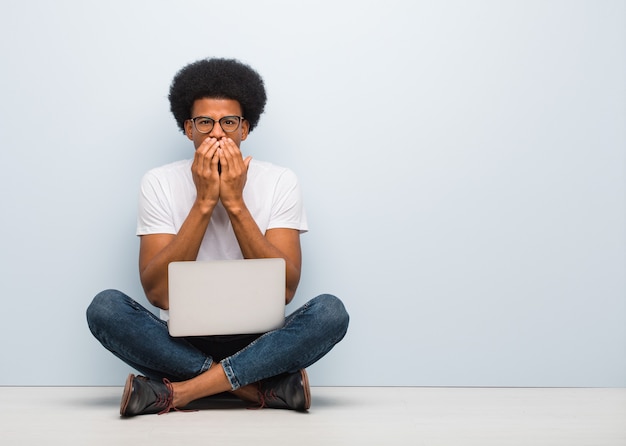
86 290 349 389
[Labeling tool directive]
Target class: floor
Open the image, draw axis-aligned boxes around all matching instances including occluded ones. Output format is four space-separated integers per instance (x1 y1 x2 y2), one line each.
1 387 624 446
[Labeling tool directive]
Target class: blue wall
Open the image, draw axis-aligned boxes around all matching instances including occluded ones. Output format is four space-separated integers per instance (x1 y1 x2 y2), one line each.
1 0 624 386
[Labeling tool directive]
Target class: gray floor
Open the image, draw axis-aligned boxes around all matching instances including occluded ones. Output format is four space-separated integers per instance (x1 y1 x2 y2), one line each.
1 386 625 446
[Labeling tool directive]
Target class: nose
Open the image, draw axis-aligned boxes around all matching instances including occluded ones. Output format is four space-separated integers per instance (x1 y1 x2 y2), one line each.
208 121 226 138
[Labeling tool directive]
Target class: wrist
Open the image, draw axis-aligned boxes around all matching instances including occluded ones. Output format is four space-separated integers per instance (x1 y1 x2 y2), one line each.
223 200 247 218
193 198 218 216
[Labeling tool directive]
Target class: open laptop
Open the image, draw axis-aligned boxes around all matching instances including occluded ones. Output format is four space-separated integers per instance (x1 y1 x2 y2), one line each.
167 258 286 337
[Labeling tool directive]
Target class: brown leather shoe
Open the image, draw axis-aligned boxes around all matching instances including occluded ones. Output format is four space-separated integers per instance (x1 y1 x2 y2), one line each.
120 374 175 417
258 369 311 411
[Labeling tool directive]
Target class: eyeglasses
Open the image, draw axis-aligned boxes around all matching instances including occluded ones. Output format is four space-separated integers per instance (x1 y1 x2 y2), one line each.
189 115 244 134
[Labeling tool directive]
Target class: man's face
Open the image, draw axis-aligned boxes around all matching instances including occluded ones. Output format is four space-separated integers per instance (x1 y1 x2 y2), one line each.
184 97 250 149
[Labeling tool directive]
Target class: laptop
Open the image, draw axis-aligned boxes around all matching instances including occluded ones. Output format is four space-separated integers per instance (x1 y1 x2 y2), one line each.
167 258 286 337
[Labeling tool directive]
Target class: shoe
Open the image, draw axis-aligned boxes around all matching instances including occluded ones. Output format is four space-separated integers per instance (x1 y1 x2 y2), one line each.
120 374 175 417
258 369 311 411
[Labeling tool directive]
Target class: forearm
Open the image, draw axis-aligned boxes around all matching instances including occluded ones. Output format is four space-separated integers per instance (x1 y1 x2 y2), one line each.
140 202 214 309
226 205 301 303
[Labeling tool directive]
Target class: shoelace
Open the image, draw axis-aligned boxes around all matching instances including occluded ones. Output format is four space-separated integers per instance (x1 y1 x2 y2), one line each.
156 379 176 415
250 385 283 410
155 379 198 415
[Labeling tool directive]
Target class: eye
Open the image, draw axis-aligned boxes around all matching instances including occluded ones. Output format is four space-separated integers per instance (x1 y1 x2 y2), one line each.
198 118 213 126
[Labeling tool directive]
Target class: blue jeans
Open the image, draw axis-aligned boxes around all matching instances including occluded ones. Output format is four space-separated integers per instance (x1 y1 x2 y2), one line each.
86 290 349 390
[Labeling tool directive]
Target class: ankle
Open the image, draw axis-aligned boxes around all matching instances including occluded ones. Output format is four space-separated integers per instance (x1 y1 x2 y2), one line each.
232 383 261 403
170 381 190 407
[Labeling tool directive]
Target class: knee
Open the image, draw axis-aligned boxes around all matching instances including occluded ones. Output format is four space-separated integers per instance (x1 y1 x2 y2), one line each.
313 294 350 340
86 289 127 332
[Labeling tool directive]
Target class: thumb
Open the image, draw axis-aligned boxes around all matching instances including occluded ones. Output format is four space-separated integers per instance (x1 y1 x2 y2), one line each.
243 156 253 169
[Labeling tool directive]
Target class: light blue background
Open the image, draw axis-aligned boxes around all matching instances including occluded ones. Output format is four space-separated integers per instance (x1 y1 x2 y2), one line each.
1 0 624 386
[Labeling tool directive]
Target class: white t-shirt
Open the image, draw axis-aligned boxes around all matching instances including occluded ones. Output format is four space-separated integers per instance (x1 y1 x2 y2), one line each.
136 158 308 260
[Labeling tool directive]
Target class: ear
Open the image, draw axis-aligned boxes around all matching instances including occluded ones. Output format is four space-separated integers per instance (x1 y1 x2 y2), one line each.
240 119 250 141
183 120 194 140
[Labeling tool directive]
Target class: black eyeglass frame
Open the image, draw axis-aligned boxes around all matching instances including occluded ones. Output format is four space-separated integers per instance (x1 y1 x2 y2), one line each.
189 115 245 134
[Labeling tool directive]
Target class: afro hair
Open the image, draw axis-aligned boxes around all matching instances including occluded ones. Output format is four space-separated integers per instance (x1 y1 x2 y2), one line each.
168 58 267 133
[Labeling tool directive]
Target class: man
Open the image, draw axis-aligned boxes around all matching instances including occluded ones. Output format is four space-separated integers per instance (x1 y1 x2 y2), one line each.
86 58 349 417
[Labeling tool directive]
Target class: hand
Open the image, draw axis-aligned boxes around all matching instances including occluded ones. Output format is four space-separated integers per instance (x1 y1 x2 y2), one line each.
191 137 221 211
217 137 252 211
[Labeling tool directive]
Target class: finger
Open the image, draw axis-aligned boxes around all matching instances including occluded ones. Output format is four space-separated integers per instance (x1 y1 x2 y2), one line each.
197 137 216 156
223 137 242 157
196 138 218 173
216 140 231 173
194 138 211 166
212 146 222 174
219 138 244 173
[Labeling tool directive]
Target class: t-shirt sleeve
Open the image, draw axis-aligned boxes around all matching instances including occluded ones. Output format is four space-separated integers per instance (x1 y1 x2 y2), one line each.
268 168 309 233
136 171 177 236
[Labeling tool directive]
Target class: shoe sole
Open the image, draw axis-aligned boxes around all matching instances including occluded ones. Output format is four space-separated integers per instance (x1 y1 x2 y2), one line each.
300 369 311 411
120 373 135 416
